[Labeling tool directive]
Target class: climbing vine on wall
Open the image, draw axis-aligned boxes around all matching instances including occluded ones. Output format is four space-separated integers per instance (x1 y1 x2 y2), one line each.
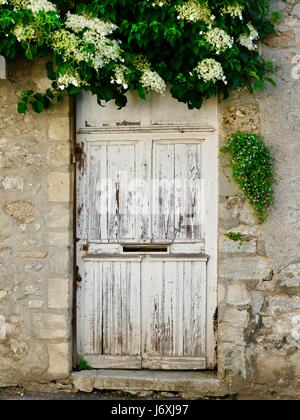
221 132 275 223
0 0 276 113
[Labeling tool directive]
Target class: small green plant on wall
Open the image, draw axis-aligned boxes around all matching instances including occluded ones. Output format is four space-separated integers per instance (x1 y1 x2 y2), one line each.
0 0 276 113
225 231 245 244
75 358 93 372
221 132 274 223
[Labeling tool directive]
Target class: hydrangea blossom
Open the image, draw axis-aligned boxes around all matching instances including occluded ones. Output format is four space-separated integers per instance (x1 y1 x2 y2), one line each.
26 0 57 14
8 0 57 13
176 0 215 24
62 13 121 69
133 55 166 94
111 64 129 90
239 23 259 51
204 28 234 54
140 69 166 94
222 4 244 20
194 58 227 84
57 68 85 90
52 29 92 63
65 13 116 37
14 24 36 41
150 0 170 7
83 30 121 69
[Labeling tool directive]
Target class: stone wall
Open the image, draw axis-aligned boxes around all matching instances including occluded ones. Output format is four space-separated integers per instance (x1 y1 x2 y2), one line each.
218 0 300 398
0 58 73 385
1 0 300 399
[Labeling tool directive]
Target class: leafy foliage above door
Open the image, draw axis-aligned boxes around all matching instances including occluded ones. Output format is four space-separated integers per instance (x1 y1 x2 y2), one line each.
0 0 276 113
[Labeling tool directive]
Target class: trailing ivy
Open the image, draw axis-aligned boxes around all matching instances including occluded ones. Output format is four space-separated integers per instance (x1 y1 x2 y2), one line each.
221 132 274 223
0 0 276 113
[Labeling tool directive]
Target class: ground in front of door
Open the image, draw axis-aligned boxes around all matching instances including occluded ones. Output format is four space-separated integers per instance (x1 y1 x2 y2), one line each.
0 387 235 400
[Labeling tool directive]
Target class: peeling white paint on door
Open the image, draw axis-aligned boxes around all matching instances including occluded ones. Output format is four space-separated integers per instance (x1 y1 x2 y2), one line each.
77 91 218 370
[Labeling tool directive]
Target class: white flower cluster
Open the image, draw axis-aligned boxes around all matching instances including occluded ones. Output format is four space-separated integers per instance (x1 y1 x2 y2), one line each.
57 68 84 90
176 0 215 25
13 24 35 41
111 64 129 89
140 69 166 94
65 12 116 37
52 14 121 70
222 4 244 20
0 0 8 5
204 28 233 54
8 0 57 14
194 58 227 84
82 29 121 69
61 13 121 69
150 0 169 7
52 29 91 62
239 23 259 51
133 55 166 94
26 0 57 14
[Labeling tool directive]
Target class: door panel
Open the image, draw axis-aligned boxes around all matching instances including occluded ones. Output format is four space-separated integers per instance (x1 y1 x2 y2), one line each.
87 142 139 242
78 259 142 369
141 258 207 369
152 140 203 242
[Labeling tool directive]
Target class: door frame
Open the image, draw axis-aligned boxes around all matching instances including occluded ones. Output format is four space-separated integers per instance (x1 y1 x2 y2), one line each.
72 101 219 371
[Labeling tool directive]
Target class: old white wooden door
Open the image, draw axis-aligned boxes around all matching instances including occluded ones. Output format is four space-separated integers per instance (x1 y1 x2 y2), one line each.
76 91 218 370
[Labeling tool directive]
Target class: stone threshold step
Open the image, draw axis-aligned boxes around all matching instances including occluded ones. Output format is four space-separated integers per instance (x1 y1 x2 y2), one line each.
71 370 229 398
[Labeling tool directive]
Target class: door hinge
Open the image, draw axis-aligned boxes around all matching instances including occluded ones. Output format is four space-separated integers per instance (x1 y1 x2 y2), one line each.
75 266 82 283
71 144 85 169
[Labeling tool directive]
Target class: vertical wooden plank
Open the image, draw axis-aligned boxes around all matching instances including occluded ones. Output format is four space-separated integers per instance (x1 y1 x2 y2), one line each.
174 143 202 241
128 261 142 356
175 261 184 357
76 137 88 242
83 262 94 355
93 262 102 354
162 261 176 356
88 144 108 241
191 262 207 356
139 139 152 241
112 262 121 355
152 143 175 241
107 144 137 241
182 261 192 356
142 259 162 356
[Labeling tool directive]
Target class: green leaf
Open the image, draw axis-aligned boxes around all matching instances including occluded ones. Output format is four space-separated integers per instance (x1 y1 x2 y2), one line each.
32 101 44 113
17 102 27 114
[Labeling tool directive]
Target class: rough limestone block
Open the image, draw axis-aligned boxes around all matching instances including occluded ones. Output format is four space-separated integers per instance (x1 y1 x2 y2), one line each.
226 282 251 306
48 172 71 202
220 257 272 281
264 30 296 49
49 248 71 277
48 278 70 309
220 237 257 254
0 176 24 191
46 205 71 228
48 117 70 141
47 232 70 247
47 342 71 378
3 201 37 225
46 143 70 167
32 313 70 340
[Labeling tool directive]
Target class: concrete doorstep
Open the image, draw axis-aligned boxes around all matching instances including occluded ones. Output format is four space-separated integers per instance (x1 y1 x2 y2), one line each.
71 370 230 399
